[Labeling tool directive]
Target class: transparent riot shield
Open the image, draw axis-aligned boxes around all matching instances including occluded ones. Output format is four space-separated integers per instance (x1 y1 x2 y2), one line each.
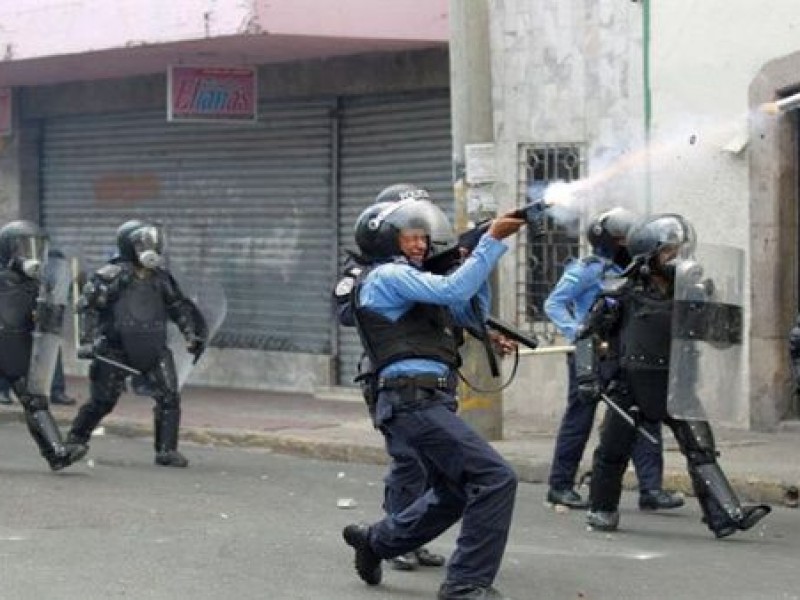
166 271 227 390
28 256 71 396
667 244 745 423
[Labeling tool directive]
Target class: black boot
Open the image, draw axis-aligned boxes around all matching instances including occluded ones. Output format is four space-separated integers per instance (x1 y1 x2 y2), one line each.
414 546 446 567
737 504 771 531
389 552 418 571
25 408 84 471
438 582 511 599
547 488 589 509
154 407 188 468
639 490 685 511
342 523 382 585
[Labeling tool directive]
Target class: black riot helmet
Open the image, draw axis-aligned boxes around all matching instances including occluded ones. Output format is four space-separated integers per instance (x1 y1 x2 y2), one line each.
626 213 696 280
116 219 164 269
0 220 48 279
354 197 453 262
116 220 145 261
374 183 431 205
586 207 637 258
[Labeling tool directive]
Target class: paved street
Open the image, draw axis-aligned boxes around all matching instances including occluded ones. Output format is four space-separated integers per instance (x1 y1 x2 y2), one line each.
0 424 797 600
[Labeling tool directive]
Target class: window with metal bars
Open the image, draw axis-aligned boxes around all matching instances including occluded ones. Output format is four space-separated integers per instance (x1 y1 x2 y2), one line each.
518 144 583 340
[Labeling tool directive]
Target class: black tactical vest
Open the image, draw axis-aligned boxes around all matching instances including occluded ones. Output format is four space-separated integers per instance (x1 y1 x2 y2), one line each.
112 274 168 372
617 284 672 419
0 268 37 378
352 266 460 374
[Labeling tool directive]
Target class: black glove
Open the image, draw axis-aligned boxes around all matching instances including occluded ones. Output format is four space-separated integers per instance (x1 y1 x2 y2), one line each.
186 334 207 364
77 337 107 360
576 377 603 405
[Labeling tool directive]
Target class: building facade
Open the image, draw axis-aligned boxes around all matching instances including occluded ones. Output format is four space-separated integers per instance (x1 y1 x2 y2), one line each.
0 0 453 394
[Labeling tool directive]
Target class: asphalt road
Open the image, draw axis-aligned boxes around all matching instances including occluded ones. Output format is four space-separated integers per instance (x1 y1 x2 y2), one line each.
0 423 797 600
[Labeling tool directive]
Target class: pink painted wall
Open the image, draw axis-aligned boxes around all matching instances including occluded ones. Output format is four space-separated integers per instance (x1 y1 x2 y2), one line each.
0 0 447 63
255 0 448 41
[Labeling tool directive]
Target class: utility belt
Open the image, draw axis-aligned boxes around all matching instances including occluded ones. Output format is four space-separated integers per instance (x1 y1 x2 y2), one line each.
377 374 456 408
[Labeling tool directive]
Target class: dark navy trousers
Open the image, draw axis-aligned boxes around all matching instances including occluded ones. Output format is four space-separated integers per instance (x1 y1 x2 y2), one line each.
548 355 663 493
369 389 517 587
383 438 427 516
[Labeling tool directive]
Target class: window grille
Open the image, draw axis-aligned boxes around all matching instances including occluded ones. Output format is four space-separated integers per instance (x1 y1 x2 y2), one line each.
517 144 584 341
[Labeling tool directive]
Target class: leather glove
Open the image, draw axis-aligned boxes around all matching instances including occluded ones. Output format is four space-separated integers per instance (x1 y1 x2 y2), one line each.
576 377 603 405
186 335 207 364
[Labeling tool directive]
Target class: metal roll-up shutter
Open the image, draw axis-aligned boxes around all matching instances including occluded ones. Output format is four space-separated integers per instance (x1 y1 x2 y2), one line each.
336 90 453 385
41 100 335 354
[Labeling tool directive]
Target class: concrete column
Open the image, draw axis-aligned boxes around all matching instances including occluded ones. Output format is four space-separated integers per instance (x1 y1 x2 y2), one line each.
0 90 23 222
449 0 503 439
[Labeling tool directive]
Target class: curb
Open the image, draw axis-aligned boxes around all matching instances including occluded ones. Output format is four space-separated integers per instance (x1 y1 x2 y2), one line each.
104 419 799 507
1 410 795 507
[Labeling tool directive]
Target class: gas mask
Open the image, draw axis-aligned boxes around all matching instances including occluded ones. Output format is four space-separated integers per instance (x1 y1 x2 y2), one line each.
10 236 46 279
129 225 163 269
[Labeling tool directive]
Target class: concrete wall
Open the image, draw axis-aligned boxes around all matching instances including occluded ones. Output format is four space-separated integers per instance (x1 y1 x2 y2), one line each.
648 1 800 428
489 0 644 427
492 0 800 429
3 48 449 395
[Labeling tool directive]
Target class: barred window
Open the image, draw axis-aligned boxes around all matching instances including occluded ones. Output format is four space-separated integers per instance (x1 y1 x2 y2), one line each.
518 144 583 340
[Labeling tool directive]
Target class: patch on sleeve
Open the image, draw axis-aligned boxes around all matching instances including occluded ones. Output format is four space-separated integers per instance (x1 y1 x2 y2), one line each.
334 277 355 297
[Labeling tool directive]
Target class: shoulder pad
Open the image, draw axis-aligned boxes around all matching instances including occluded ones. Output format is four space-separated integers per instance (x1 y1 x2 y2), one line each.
95 264 122 282
580 256 602 266
334 275 356 298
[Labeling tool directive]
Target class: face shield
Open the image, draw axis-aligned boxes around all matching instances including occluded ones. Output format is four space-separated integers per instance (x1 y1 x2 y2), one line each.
128 225 164 269
646 215 697 279
13 234 48 279
371 198 454 260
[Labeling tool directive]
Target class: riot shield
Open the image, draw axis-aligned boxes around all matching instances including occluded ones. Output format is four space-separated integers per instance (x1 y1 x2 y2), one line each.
166 271 227 390
667 244 745 423
27 255 71 396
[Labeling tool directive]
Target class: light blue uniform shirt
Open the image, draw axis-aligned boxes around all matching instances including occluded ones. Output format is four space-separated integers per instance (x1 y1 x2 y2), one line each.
358 234 508 378
543 256 621 343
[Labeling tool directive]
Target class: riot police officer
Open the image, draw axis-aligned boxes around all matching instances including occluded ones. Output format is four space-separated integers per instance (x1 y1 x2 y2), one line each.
341 195 525 600
544 207 682 511
334 184 448 573
0 220 86 470
67 220 208 468
575 213 771 537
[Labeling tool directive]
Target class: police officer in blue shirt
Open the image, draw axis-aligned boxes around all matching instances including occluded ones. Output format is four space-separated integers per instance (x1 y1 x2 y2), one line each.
544 207 683 511
341 196 525 600
334 185 447 573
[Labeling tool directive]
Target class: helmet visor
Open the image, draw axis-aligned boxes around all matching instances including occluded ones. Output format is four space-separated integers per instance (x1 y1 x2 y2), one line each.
13 234 47 263
129 225 163 254
371 199 454 255
634 214 696 258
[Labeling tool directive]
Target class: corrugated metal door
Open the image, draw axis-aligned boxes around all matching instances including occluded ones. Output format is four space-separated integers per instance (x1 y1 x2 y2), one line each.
336 90 453 385
40 100 335 353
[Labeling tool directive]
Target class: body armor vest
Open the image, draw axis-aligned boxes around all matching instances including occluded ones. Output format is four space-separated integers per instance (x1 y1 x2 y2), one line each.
352 267 460 374
112 274 168 372
617 284 672 419
0 268 37 378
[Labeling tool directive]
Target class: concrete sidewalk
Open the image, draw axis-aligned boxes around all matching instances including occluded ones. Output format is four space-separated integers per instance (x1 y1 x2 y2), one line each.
2 376 799 507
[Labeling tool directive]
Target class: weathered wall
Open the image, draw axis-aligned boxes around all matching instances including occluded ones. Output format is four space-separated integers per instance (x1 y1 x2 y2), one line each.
489 0 644 426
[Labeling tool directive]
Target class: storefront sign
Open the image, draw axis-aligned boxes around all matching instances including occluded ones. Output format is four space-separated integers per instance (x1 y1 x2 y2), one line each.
0 88 12 136
168 66 257 123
